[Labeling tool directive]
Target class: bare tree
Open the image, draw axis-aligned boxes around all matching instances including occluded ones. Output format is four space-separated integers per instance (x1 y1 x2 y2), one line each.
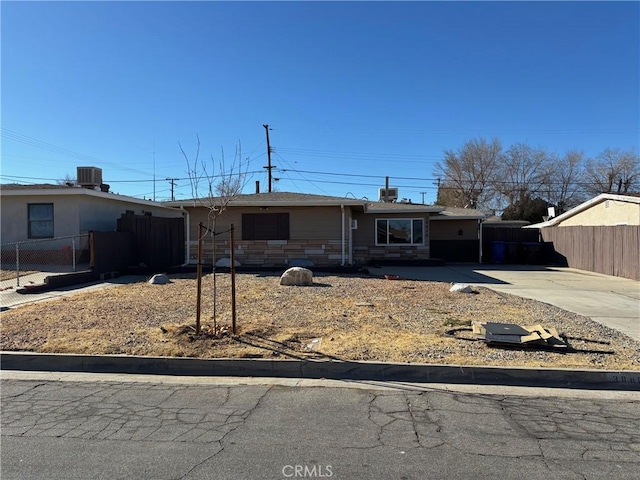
180 135 248 222
179 135 250 335
435 181 468 208
539 150 585 214
433 137 502 209
494 143 548 207
57 174 76 187
583 148 640 195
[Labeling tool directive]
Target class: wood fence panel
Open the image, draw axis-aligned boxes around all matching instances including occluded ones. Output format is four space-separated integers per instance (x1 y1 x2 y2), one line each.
541 225 639 280
91 231 134 275
117 214 185 270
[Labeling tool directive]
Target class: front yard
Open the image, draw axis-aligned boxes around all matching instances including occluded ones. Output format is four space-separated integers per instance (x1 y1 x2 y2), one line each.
1 272 639 370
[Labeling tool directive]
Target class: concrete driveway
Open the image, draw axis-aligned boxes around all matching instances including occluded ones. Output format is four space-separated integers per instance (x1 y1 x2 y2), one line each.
369 265 640 342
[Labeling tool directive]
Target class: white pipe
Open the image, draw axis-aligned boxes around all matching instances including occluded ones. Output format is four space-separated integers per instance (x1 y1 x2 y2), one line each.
341 204 346 266
348 215 353 265
478 219 483 263
180 206 190 266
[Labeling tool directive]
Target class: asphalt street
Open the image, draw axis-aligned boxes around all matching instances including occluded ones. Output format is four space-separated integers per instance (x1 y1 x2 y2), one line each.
2 373 639 480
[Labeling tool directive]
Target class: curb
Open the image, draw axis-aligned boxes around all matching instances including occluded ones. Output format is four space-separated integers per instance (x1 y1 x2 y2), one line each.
2 352 639 391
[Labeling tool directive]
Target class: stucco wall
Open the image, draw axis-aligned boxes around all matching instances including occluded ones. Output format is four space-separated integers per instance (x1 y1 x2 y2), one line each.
556 200 640 226
78 196 183 232
1 191 183 244
1 195 81 243
429 219 479 240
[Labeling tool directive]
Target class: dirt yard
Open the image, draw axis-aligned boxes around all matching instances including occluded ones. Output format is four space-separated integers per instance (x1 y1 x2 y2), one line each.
1 272 639 370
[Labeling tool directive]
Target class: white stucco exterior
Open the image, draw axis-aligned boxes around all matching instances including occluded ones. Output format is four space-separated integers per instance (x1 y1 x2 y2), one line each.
1 187 183 244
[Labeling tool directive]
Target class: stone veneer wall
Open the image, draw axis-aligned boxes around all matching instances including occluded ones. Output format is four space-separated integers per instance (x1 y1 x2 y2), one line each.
189 239 345 267
352 245 430 264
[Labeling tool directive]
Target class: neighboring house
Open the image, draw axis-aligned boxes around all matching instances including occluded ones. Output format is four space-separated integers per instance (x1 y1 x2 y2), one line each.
525 193 640 228
166 192 482 267
0 184 185 244
526 193 640 280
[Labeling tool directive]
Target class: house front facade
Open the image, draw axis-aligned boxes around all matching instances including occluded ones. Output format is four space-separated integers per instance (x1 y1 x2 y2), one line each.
167 192 482 267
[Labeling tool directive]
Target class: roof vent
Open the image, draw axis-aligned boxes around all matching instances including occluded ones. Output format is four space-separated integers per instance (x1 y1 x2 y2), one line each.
77 167 103 189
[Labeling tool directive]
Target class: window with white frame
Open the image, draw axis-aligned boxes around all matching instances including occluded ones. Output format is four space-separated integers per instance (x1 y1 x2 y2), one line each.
376 218 424 245
28 203 54 239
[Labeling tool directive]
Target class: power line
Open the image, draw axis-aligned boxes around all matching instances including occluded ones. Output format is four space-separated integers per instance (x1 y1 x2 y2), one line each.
273 152 332 196
1 128 151 177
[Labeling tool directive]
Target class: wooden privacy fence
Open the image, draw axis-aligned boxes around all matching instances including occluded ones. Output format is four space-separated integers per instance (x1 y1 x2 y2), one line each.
481 227 541 263
91 231 134 275
117 213 185 271
88 214 185 276
541 226 640 280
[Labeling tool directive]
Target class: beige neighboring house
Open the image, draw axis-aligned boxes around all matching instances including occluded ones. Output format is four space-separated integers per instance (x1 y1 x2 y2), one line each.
166 192 484 267
0 184 185 244
526 193 640 280
526 193 640 229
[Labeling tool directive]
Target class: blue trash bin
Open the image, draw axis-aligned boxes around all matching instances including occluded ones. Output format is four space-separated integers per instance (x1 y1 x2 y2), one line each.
492 241 506 264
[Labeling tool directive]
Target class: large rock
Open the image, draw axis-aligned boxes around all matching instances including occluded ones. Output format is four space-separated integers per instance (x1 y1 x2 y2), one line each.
280 267 313 286
215 257 241 268
449 283 474 293
148 273 170 285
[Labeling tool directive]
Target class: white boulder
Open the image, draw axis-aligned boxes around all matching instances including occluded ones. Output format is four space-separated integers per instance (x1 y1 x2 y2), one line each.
280 267 313 286
148 273 170 285
215 257 241 268
450 283 474 293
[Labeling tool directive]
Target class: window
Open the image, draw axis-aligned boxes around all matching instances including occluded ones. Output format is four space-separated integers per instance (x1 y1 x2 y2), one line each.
242 213 290 240
28 203 54 238
376 218 424 245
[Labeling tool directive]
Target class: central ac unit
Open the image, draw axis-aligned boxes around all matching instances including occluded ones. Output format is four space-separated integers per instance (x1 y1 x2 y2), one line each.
379 187 398 202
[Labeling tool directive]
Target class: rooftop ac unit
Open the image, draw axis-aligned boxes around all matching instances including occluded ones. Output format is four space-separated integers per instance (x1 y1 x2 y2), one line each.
379 187 398 202
77 167 103 188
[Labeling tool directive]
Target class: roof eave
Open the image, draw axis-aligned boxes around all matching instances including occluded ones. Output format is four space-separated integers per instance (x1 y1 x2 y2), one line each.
2 188 181 211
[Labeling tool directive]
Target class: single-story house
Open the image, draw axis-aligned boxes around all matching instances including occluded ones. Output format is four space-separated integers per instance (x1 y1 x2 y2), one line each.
525 193 640 228
1 184 185 244
166 192 486 267
526 193 640 280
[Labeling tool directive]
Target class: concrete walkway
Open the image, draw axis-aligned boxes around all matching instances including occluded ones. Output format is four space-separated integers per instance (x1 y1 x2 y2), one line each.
369 265 640 342
0 275 146 310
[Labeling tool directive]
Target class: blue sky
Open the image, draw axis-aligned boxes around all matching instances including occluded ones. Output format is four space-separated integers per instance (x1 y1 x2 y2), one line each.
2 1 638 204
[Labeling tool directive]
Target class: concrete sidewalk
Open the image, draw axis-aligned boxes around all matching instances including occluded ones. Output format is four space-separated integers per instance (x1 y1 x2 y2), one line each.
369 265 640 341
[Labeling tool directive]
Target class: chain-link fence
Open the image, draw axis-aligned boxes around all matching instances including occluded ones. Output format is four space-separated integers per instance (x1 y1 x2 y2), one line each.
0 234 91 288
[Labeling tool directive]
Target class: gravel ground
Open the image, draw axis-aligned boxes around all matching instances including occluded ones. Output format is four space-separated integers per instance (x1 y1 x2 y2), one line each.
1 272 639 370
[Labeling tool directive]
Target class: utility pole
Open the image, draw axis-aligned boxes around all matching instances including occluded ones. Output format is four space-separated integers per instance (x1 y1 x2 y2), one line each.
263 124 275 192
166 178 178 201
153 135 156 201
385 176 389 202
420 191 427 204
